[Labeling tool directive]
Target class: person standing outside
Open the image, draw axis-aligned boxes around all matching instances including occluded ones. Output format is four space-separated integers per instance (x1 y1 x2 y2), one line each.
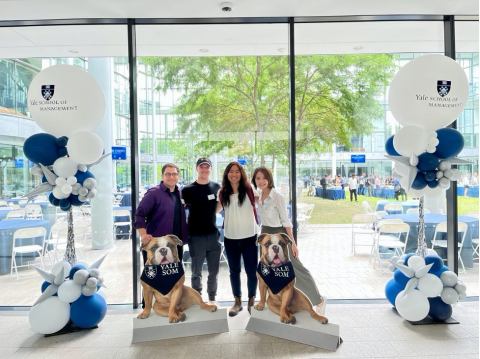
296 178 304 198
348 173 358 202
182 157 221 305
320 174 328 199
358 173 366 196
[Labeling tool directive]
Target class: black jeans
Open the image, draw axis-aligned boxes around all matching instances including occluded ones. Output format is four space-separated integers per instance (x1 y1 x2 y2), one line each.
224 234 258 298
322 185 327 199
350 189 357 201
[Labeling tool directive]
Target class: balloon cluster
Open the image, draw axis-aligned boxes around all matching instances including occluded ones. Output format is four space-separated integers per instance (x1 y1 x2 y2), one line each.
385 55 469 198
30 255 107 334
385 251 467 322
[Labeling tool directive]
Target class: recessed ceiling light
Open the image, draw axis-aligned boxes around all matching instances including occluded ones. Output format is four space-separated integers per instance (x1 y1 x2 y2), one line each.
277 48 287 53
69 50 79 54
353 46 363 50
199 49 209 53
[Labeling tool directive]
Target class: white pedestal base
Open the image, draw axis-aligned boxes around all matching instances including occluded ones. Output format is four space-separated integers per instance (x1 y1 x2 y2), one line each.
246 306 341 351
132 306 229 343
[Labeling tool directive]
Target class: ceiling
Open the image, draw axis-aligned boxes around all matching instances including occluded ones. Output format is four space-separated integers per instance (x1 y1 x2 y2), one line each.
0 1 477 59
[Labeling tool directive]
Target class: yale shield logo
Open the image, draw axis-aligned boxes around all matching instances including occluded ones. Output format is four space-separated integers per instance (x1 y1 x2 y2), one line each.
261 263 270 276
437 80 451 97
145 266 157 279
41 85 55 100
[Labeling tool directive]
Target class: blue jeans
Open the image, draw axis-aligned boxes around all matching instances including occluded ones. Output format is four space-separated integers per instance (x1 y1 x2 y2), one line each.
224 234 258 298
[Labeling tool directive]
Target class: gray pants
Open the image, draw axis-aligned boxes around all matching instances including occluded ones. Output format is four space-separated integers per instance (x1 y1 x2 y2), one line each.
189 231 221 301
261 225 323 306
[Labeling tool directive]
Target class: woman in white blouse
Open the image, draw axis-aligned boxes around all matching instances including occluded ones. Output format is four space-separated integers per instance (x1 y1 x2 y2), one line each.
253 166 326 315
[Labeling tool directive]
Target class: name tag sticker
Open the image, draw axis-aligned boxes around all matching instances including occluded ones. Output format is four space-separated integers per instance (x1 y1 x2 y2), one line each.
208 194 215 200
181 199 185 204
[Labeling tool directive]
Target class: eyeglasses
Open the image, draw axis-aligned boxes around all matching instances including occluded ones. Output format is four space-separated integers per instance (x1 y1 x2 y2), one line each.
164 172 179 178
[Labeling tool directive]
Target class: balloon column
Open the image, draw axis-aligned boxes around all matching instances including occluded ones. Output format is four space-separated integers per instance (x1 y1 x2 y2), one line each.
384 55 470 322
29 256 108 334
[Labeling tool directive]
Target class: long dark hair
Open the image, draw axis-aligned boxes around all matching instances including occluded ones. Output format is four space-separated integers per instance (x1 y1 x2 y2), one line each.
221 161 250 207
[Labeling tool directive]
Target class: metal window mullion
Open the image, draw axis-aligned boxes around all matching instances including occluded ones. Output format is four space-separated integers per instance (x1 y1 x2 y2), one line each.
288 18 297 242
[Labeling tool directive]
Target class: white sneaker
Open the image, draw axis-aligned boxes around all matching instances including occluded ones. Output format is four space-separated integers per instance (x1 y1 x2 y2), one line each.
315 296 327 316
208 300 220 307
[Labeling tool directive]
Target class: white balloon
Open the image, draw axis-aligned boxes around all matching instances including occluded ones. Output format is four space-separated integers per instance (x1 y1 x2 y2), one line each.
57 280 82 303
87 189 97 199
455 282 467 294
79 187 88 196
82 285 96 297
459 292 467 300
393 126 428 157
409 154 419 167
438 160 452 172
52 261 71 278
427 138 439 147
55 177 67 186
86 277 98 288
78 195 88 202
27 65 106 137
77 164 88 172
388 55 469 131
388 264 396 272
436 171 444 179
418 274 443 297
67 131 104 164
61 184 73 194
407 188 426 198
66 176 77 185
427 131 438 139
424 186 442 198
52 185 70 199
441 271 458 287
76 260 90 270
395 289 429 322
29 297 70 334
450 169 462 181
83 178 97 190
407 256 426 272
443 169 455 179
53 157 78 178
73 269 89 285
97 287 107 301
426 146 437 153
441 287 459 305
427 249 438 256
438 177 451 189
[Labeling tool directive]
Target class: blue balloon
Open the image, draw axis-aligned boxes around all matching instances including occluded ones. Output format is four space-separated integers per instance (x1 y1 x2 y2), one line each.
69 194 86 207
23 133 62 166
75 170 95 186
412 173 427 190
70 293 107 328
69 264 87 279
385 135 401 156
56 136 68 147
417 153 439 172
385 279 404 306
41 280 58 296
49 192 60 207
434 128 464 159
60 198 71 211
58 148 68 157
424 171 436 182
431 265 450 278
394 269 409 288
427 180 439 188
425 254 444 273
404 253 415 265
428 296 452 321
42 175 48 183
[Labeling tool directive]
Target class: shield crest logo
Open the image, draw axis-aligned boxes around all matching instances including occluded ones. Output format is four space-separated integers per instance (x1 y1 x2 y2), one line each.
41 85 55 100
145 265 157 279
261 263 270 276
437 80 451 97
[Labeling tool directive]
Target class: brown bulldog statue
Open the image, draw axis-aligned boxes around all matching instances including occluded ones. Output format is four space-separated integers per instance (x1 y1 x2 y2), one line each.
254 233 328 325
137 235 217 323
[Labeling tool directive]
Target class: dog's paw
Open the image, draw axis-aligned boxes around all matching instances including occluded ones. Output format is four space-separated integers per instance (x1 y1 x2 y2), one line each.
179 312 186 322
319 316 328 324
254 304 264 311
210 305 218 312
137 311 150 319
290 315 297 325
280 315 291 324
169 313 184 323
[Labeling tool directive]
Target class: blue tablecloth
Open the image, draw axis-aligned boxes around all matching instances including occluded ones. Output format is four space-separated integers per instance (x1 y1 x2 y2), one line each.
383 213 478 268
0 208 13 221
114 193 132 207
457 186 479 198
315 187 346 200
376 201 419 214
0 219 51 275
372 187 395 199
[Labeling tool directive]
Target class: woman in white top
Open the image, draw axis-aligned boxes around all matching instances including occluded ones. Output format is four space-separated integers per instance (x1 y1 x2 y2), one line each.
218 161 259 317
253 166 326 314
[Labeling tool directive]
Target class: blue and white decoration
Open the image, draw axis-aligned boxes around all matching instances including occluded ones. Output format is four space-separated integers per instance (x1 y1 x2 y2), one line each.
385 251 467 322
29 255 108 334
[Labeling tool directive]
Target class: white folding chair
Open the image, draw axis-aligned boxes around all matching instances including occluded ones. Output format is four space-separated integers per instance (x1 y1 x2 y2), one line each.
406 208 430 214
362 201 373 213
55 207 67 222
11 227 47 280
374 222 410 274
44 219 68 265
36 195 48 201
0 200 8 207
351 213 377 255
5 210 25 220
56 225 89 260
18 199 28 205
298 203 315 232
113 209 132 240
374 211 388 220
25 204 43 220
384 204 403 214
467 213 480 262
431 222 468 274
8 203 20 210
113 194 123 207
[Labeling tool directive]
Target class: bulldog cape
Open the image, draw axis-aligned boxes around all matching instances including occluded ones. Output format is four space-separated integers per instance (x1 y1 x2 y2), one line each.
141 262 185 295
257 262 295 294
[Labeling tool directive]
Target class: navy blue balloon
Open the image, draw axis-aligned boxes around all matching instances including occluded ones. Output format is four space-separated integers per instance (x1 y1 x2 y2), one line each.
60 198 71 211
42 175 48 183
425 254 444 273
74 170 95 186
427 180 439 188
23 133 62 166
431 265 450 278
69 264 87 279
58 148 68 157
385 135 401 156
404 253 415 265
424 171 436 182
385 279 404 306
48 192 60 207
393 269 409 287
434 128 464 159
41 280 58 296
412 173 427 190
56 136 68 147
428 296 452 321
417 153 439 172
70 293 107 328
69 194 86 207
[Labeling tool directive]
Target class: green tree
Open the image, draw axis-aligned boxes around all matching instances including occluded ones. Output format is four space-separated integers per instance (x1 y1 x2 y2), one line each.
142 55 396 168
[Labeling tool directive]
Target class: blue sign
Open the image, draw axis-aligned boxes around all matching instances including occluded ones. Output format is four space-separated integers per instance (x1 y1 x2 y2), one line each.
351 155 366 163
112 146 127 160
15 158 34 168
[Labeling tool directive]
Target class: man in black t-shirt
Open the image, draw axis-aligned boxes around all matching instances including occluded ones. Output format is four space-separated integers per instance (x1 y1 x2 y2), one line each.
181 157 221 305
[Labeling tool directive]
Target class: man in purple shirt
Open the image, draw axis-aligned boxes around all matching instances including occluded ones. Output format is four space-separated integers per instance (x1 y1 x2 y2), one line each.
133 163 189 263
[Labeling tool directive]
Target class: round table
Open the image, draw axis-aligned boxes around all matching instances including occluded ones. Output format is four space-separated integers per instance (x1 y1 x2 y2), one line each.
383 213 479 268
376 200 419 214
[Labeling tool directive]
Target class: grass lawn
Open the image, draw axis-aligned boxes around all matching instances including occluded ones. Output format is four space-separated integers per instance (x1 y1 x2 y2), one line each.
298 190 479 224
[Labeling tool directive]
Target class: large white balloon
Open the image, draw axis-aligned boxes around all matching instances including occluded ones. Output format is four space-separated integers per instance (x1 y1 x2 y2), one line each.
52 261 71 278
53 157 78 178
67 131 104 164
388 55 469 131
57 280 82 303
395 289 430 322
27 65 106 137
52 185 70 200
29 297 70 334
393 126 428 157
407 256 426 272
418 274 443 297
